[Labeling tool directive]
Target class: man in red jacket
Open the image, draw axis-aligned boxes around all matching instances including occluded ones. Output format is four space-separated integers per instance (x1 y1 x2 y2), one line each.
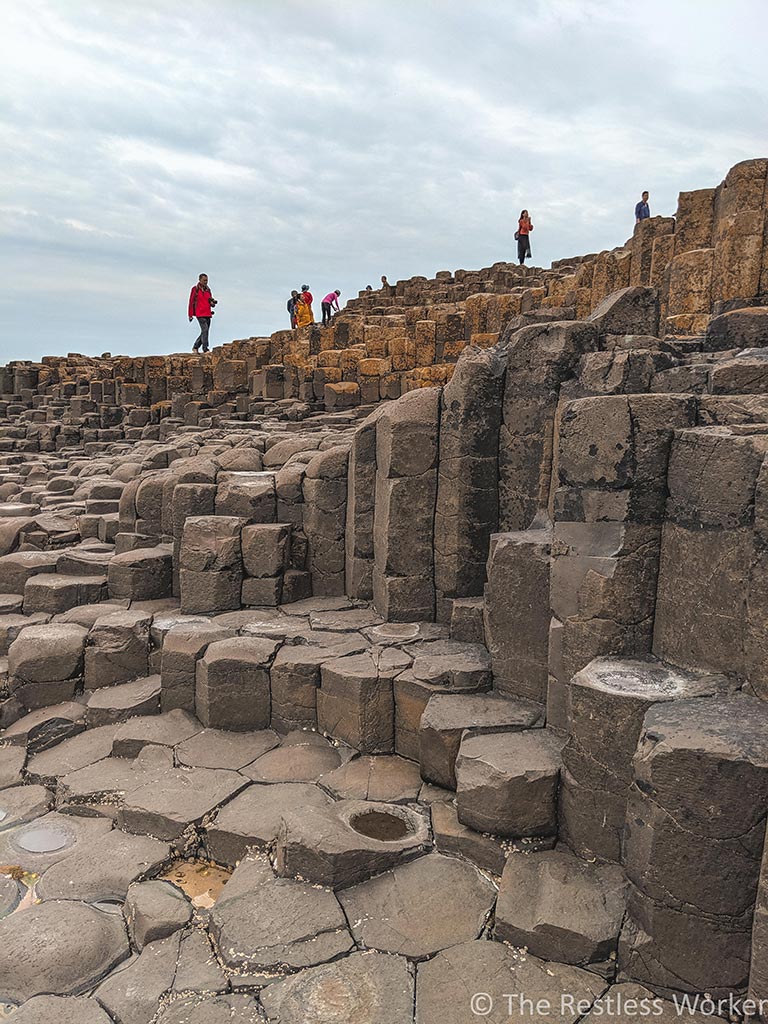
188 273 217 352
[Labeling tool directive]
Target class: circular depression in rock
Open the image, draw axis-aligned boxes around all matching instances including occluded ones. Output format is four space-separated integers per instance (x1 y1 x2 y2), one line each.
348 809 412 842
13 823 75 854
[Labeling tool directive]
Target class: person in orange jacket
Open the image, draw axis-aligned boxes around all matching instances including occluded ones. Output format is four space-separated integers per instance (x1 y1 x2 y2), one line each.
188 273 217 352
516 211 533 265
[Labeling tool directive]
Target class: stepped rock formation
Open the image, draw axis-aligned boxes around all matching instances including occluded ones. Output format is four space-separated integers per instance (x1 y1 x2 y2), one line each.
3 158 768 1020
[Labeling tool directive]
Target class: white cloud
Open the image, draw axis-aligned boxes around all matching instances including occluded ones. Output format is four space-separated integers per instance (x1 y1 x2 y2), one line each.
0 0 767 362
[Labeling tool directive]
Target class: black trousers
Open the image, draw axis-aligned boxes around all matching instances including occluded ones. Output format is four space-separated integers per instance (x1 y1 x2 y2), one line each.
193 316 211 352
517 235 531 264
322 301 333 326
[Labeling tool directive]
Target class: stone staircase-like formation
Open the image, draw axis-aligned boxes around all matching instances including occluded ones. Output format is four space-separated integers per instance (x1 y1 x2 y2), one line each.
2 158 768 1022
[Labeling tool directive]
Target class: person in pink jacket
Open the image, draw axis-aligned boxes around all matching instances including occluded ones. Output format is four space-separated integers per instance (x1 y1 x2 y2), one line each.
321 289 341 327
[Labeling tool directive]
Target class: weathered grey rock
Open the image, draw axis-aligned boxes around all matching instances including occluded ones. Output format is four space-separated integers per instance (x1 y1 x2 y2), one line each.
195 637 278 730
112 709 202 758
241 733 342 783
7 622 86 682
160 621 235 713
36 828 170 903
176 727 279 769
85 674 161 727
420 692 543 789
0 900 129 1002
434 346 506 622
319 755 422 803
94 931 179 1024
0 746 25 790
1 700 86 754
339 852 496 957
56 746 172 814
83 608 151 689
495 848 628 967
179 515 246 572
119 765 247 841
205 781 332 866
26 725 120 787
499 320 598 531
483 528 551 703
560 657 733 863
455 729 564 837
581 983 723 1024
124 880 193 949
172 927 228 993
588 286 659 337
415 940 604 1024
108 546 173 601
317 648 411 753
260 950 414 1024
276 799 430 889
430 799 507 876
0 783 53 833
154 993 263 1024
6 995 115 1023
0 811 111 876
620 693 768 996
209 857 353 976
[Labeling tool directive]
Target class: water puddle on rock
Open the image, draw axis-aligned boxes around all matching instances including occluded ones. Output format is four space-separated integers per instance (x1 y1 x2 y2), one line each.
14 824 74 854
160 858 232 909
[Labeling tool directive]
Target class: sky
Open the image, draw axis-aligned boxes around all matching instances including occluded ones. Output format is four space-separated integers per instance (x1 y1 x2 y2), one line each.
1 0 767 364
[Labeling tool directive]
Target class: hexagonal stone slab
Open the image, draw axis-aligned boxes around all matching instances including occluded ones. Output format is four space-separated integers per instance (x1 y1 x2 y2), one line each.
56 747 172 814
1 700 86 754
205 782 332 867
0 747 25 791
455 729 564 838
36 828 171 902
319 755 422 803
0 873 23 919
154 993 264 1024
414 940 604 1024
0 900 129 1002
339 853 496 957
112 709 202 757
276 800 430 889
84 674 161 727
119 766 248 840
94 931 180 1024
125 879 193 949
431 800 508 877
209 857 353 977
176 727 279 770
260 950 414 1023
7 994 114 1023
26 725 120 787
0 811 112 876
242 732 342 783
0 784 52 833
494 849 628 968
419 692 544 789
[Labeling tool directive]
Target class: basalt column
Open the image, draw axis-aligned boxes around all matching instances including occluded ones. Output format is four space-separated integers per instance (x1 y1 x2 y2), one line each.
434 345 505 622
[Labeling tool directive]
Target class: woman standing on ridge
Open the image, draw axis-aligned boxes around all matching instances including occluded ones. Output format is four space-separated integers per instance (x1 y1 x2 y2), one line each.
516 210 533 265
295 284 314 328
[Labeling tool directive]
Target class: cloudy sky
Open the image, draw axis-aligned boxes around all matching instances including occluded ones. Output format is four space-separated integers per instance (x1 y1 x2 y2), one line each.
1 0 767 363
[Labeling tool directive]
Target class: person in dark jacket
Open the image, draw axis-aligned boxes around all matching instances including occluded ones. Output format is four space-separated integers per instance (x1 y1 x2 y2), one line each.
188 273 217 352
635 191 651 223
287 289 300 329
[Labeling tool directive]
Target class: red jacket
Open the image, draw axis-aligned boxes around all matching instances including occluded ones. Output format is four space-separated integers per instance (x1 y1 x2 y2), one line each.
189 284 214 318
